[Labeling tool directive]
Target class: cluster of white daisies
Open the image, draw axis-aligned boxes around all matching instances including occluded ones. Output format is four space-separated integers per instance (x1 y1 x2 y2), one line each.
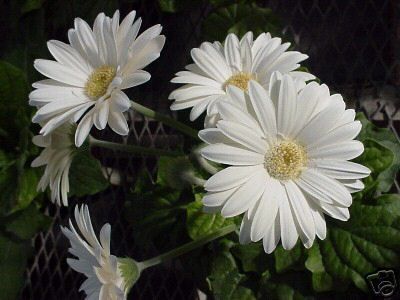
29 10 369 300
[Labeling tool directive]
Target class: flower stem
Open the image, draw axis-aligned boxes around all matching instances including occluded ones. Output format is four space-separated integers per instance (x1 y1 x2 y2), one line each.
89 136 181 157
138 224 236 270
130 100 199 140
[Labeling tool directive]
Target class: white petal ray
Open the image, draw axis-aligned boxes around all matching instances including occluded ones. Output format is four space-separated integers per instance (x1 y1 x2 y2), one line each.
120 70 150 89
248 80 277 136
203 187 238 207
315 160 370 180
201 144 264 166
285 181 316 241
34 59 87 87
204 165 262 192
279 188 299 250
277 74 297 136
250 178 282 242
108 111 129 136
308 140 364 160
75 112 94 146
216 101 264 136
296 98 345 144
221 169 267 217
298 168 352 207
217 120 267 153
224 33 241 71
263 214 280 254
307 121 362 149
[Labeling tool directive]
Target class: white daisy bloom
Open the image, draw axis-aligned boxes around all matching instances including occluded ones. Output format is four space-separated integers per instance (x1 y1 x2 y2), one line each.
199 74 370 253
169 32 314 126
62 205 135 300
31 123 75 206
30 10 165 146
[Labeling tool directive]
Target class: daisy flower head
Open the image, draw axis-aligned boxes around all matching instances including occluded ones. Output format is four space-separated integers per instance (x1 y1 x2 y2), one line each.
30 10 165 146
198 73 370 253
31 122 76 206
62 205 139 300
169 32 314 126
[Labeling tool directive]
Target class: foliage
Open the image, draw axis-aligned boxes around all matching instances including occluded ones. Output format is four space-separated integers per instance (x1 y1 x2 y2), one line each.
0 204 51 299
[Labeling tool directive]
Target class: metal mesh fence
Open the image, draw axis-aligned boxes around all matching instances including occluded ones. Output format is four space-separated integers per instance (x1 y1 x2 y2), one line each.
22 0 400 299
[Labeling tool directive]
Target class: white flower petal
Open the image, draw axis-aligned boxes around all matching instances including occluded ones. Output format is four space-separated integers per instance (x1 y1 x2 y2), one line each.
307 121 362 149
279 189 299 250
34 59 87 87
285 181 316 242
204 165 262 192
263 214 281 254
201 143 264 166
277 74 297 136
296 98 345 144
203 187 238 207
216 101 264 136
217 120 267 153
75 113 94 146
191 48 228 83
298 168 352 207
47 40 90 75
239 211 252 245
250 178 281 242
108 111 129 136
120 70 150 89
308 140 364 160
224 33 241 71
110 90 131 112
319 202 350 221
248 80 277 136
221 169 267 217
315 160 371 180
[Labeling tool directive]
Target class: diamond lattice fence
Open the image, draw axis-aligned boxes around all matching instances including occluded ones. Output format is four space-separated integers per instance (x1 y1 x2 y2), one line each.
22 0 400 299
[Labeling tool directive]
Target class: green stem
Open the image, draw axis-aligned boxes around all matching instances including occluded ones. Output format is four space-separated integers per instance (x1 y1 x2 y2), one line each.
89 136 181 157
138 224 236 270
130 100 200 140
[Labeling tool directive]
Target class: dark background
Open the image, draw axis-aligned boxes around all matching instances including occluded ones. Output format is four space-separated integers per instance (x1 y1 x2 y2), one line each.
0 0 399 299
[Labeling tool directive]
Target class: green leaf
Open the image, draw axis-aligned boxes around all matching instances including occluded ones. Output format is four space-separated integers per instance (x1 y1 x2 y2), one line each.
158 0 199 12
376 194 400 217
21 0 45 14
203 3 281 42
319 202 400 292
274 243 304 273
231 243 269 273
262 282 312 300
305 244 333 292
157 156 197 190
125 182 188 251
356 113 400 193
0 61 30 152
14 168 40 211
186 191 234 240
208 251 256 300
0 156 40 213
68 150 109 197
0 204 51 299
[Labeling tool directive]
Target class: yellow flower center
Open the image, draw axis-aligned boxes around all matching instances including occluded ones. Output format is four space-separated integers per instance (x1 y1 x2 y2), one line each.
264 140 307 181
224 72 254 91
85 65 116 98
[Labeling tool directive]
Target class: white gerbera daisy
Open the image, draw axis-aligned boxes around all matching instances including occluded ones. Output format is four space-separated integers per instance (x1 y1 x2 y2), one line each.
199 74 370 253
30 10 165 146
62 205 137 300
31 123 75 206
169 32 314 126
